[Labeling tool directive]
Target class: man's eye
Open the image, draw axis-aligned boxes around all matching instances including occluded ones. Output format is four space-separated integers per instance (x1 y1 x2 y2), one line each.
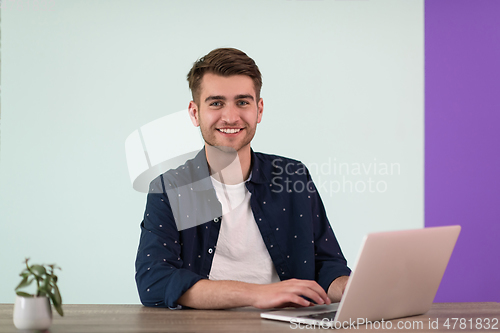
210 101 222 107
237 100 249 106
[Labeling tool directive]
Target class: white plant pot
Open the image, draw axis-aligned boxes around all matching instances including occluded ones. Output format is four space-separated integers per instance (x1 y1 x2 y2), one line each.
13 295 53 330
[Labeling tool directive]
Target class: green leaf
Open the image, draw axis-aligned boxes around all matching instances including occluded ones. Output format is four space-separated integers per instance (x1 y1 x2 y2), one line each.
53 283 62 306
48 291 64 316
54 304 64 317
15 277 34 291
30 265 47 278
41 275 51 290
15 276 28 290
47 291 57 306
16 291 33 297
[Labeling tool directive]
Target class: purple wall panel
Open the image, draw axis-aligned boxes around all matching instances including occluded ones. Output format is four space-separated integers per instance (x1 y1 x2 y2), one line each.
425 0 500 302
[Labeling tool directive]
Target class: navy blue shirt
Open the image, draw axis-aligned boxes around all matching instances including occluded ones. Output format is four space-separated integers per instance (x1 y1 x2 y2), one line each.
135 148 351 308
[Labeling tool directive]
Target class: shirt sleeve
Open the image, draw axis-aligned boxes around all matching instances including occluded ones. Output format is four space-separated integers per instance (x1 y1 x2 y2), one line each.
135 175 205 308
306 170 352 292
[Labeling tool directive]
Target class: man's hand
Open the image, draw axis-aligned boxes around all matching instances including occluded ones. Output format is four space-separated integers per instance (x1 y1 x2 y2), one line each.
327 275 349 302
249 278 331 309
177 278 331 310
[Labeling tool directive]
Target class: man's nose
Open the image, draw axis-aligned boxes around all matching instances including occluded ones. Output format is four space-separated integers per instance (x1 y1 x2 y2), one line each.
221 104 240 124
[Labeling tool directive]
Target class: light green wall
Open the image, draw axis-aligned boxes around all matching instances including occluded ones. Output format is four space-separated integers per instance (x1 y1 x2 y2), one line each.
0 0 423 304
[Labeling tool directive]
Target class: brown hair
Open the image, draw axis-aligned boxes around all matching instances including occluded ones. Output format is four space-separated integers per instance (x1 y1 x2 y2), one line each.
187 48 262 104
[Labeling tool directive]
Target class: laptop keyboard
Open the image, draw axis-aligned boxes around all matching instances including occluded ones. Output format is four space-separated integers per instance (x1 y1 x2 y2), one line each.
300 311 337 320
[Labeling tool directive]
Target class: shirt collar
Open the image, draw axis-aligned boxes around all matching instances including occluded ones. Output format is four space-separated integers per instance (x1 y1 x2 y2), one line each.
188 147 269 191
248 148 269 184
187 148 212 192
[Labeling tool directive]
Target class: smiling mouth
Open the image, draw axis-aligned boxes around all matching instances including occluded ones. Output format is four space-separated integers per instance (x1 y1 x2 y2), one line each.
217 128 242 134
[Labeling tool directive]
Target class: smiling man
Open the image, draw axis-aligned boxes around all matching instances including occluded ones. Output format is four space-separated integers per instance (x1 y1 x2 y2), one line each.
188 72 261 185
135 48 351 309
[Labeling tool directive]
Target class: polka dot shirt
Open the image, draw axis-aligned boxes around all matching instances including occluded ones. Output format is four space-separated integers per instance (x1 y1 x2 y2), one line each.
135 148 351 308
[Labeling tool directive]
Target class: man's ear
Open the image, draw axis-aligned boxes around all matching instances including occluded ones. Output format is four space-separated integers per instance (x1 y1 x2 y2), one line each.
257 98 264 124
188 101 200 127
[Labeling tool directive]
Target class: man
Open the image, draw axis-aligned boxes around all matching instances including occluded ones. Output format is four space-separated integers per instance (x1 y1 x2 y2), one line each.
135 48 350 309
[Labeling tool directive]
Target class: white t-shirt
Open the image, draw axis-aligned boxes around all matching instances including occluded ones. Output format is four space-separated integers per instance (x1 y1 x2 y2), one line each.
208 175 280 284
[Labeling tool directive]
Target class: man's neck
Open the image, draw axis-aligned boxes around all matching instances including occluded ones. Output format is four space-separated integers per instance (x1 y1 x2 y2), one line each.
205 144 252 185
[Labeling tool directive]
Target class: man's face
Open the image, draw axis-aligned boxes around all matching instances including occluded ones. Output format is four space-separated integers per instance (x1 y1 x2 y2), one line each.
188 73 263 154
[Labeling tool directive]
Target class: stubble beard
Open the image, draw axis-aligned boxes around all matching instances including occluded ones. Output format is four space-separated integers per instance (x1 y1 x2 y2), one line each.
199 120 256 154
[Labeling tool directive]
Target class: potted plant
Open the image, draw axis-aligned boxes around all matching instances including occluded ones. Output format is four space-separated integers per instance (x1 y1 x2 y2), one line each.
13 258 63 331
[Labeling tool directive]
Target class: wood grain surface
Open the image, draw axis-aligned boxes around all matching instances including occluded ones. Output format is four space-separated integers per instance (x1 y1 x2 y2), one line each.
0 302 498 332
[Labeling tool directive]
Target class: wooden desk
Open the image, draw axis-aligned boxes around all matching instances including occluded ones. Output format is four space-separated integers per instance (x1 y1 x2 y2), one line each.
0 303 498 332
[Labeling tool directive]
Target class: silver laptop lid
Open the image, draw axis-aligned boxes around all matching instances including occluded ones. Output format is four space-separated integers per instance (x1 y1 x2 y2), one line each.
260 225 461 327
336 225 461 323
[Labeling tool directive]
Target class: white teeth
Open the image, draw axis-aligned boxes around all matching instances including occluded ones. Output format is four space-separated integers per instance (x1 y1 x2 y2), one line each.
219 128 241 134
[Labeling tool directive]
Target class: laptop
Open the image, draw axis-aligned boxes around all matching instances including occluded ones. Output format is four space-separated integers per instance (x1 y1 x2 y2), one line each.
261 225 461 329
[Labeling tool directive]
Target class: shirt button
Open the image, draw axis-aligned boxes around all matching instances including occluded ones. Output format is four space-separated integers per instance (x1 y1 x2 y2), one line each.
208 248 213 254
213 218 219 223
